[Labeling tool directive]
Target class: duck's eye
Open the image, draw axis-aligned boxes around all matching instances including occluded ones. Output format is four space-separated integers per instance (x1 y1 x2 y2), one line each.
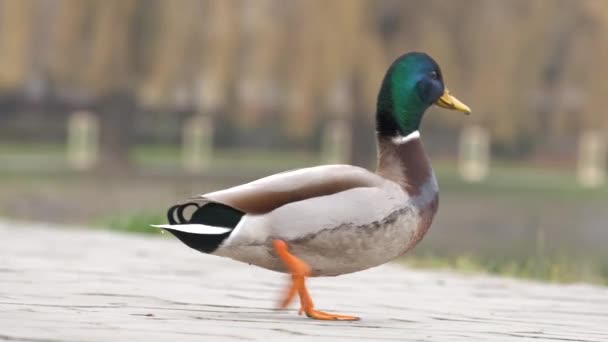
430 71 439 80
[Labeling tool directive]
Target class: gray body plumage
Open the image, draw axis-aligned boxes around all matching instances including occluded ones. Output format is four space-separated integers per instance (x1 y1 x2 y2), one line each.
212 164 436 276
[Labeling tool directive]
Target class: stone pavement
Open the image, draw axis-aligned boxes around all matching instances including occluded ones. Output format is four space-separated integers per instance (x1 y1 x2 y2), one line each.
1 221 607 342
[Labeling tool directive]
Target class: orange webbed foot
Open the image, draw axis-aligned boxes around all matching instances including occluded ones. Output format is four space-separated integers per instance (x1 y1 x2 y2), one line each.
273 240 359 321
302 308 360 321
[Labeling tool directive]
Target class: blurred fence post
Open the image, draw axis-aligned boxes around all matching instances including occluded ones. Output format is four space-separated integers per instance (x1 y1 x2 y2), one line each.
577 130 606 188
67 111 99 170
322 80 352 164
322 119 352 164
182 115 212 173
459 125 490 182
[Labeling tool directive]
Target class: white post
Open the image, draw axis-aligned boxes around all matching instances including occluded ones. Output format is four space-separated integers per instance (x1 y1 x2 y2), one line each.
577 130 606 188
459 125 490 182
197 75 223 114
182 115 213 173
321 119 352 164
67 110 99 170
322 80 352 164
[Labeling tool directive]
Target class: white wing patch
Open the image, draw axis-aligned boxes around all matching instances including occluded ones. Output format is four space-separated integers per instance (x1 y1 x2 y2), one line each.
151 224 231 235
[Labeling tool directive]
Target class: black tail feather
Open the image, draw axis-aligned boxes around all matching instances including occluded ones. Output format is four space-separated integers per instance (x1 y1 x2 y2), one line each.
164 201 245 254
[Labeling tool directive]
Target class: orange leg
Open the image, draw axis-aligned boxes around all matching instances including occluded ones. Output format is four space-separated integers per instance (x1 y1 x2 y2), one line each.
273 240 359 321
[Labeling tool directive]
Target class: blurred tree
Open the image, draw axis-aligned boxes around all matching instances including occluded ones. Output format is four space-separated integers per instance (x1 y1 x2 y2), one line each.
48 0 141 170
282 0 322 138
0 0 34 92
140 0 197 108
196 0 239 114
237 0 285 127
47 0 86 96
579 0 608 132
86 0 140 170
0 0 606 164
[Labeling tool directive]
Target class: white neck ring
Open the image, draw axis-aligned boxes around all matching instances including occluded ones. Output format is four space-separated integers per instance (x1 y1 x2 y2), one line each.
391 130 420 145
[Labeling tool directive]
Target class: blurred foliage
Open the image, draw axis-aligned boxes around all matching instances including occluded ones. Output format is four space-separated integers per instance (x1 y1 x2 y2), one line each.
404 253 608 286
97 211 165 235
2 141 608 195
433 161 608 198
0 0 606 161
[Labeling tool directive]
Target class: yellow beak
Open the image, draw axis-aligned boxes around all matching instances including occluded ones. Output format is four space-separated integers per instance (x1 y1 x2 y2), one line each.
435 89 471 114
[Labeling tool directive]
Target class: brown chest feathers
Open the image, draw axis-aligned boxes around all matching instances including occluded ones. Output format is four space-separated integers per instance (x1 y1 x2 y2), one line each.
377 135 439 251
376 136 433 196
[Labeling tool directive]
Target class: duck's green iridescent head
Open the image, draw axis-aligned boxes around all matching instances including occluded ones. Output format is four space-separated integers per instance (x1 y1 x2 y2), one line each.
376 52 470 138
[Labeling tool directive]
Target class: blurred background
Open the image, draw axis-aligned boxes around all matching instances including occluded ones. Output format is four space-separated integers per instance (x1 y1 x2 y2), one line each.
1 0 607 284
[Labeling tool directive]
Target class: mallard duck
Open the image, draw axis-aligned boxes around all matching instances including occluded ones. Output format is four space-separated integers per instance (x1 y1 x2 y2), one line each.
154 52 470 321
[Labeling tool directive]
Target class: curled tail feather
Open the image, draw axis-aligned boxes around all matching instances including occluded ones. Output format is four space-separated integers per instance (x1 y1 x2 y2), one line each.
154 201 245 253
